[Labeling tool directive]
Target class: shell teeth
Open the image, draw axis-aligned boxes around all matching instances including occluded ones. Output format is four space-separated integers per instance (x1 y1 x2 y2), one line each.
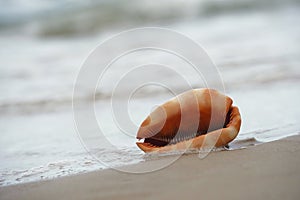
147 143 153 147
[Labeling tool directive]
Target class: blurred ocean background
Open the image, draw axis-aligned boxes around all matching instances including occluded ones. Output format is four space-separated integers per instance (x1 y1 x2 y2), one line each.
1 0 300 185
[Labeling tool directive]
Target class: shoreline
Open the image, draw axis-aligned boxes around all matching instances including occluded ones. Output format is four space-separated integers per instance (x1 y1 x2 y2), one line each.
1 135 300 199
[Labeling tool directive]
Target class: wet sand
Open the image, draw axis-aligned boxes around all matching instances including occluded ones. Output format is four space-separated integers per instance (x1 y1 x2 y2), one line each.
1 135 300 200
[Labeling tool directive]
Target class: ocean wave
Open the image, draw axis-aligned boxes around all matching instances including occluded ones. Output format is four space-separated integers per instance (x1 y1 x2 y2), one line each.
0 158 104 186
0 88 168 115
1 77 299 115
1 0 299 37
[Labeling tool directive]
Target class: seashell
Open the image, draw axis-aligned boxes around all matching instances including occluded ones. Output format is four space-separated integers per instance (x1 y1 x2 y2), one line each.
136 88 241 153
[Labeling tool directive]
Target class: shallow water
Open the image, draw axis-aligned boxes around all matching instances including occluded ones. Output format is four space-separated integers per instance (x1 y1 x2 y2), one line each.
1 1 300 186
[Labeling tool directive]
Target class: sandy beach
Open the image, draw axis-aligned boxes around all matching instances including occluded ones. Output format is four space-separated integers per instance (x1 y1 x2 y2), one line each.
1 135 299 200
